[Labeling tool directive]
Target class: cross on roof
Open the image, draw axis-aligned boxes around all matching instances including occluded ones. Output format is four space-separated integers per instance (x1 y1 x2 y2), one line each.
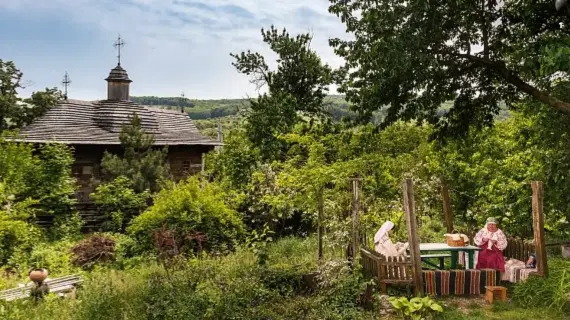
180 92 186 113
114 36 125 66
61 72 71 100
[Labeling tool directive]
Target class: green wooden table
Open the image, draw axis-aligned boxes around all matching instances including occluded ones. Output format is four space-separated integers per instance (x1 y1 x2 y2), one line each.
419 243 481 269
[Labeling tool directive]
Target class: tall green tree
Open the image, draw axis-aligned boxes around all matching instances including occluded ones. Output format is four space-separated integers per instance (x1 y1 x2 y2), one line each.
100 114 170 193
328 0 570 137
231 26 336 159
0 59 62 131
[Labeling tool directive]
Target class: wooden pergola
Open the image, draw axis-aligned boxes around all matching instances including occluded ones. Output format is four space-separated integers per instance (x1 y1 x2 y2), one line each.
355 178 549 296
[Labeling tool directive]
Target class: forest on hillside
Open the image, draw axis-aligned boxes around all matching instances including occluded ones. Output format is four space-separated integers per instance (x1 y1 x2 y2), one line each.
132 95 510 125
130 95 359 121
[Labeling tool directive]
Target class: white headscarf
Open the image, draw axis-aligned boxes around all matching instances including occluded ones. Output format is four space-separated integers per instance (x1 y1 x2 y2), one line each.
374 221 395 245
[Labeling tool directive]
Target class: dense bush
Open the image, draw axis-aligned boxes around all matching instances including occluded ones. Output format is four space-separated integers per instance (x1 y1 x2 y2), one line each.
5 239 78 279
513 258 570 312
0 237 379 320
91 176 150 232
0 135 76 217
0 181 42 266
127 177 245 255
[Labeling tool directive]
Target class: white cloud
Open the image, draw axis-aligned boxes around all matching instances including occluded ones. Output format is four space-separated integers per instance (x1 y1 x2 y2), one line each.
0 0 348 99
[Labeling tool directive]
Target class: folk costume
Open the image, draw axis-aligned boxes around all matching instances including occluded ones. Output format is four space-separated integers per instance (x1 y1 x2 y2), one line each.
474 217 507 272
373 221 409 257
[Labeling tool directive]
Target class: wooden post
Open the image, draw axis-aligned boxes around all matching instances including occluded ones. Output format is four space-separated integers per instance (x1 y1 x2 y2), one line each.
351 178 362 261
403 178 424 296
531 181 548 278
318 187 324 261
441 180 454 233
215 121 223 152
201 153 205 173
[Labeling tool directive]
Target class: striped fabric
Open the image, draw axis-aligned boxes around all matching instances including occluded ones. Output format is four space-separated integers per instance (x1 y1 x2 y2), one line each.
422 269 500 296
502 259 537 283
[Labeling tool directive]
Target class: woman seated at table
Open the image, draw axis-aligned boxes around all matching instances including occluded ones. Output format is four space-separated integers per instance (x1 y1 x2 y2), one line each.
374 221 409 257
474 217 507 272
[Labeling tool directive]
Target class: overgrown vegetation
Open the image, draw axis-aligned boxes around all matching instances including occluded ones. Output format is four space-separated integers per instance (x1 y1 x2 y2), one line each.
2 1 570 319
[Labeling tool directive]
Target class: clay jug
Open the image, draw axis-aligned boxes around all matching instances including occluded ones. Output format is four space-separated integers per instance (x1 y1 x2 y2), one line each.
29 268 48 282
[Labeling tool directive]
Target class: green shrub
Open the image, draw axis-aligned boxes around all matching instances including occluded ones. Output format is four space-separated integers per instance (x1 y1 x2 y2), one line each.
513 258 570 312
7 240 77 277
127 177 245 255
0 182 41 266
51 212 83 241
91 176 150 232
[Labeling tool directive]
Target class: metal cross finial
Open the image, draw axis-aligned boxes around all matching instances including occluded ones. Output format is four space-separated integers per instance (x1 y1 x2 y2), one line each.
180 92 186 113
114 35 126 66
62 72 71 100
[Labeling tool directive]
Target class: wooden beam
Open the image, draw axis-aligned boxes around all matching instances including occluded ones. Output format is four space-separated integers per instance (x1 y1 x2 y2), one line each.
403 178 424 296
531 181 548 278
351 178 362 262
441 180 454 233
318 188 324 261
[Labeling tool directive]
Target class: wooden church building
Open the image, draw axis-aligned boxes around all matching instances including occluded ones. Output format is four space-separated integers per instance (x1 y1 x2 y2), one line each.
19 58 220 204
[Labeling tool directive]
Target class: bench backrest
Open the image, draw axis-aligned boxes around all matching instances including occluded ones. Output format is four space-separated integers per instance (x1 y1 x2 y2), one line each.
504 237 535 262
360 247 414 292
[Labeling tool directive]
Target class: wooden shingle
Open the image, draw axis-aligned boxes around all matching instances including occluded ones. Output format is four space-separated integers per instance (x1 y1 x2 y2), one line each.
18 99 221 146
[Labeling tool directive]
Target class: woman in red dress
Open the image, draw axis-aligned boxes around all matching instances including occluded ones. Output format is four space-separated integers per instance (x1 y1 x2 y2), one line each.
474 217 508 272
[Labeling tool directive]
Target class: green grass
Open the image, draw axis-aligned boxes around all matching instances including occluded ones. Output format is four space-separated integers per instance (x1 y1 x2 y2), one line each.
1 237 568 320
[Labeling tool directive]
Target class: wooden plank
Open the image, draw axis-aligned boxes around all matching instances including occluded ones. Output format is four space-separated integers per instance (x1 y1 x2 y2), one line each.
403 178 424 296
532 181 548 278
351 178 362 262
440 179 454 233
318 188 324 261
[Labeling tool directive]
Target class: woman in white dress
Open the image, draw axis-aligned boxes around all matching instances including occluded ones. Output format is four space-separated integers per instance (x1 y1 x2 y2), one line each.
373 221 409 257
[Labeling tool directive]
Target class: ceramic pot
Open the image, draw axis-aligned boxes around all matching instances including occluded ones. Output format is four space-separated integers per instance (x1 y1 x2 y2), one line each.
29 268 48 283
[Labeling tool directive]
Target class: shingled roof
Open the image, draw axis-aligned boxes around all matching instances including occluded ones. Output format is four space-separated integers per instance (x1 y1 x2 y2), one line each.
18 99 221 146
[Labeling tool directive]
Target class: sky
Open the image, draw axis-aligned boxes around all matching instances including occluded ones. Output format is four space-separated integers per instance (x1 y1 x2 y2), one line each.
0 0 348 100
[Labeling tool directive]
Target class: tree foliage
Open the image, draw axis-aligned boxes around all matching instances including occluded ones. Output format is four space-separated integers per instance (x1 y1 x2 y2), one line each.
329 0 570 137
0 59 62 131
0 133 77 216
231 26 337 160
100 114 170 193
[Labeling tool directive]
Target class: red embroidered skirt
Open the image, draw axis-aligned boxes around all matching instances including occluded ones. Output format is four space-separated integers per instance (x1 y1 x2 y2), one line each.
476 248 505 272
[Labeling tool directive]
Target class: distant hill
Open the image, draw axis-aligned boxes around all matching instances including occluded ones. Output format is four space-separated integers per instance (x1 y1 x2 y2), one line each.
130 95 354 121
130 95 510 124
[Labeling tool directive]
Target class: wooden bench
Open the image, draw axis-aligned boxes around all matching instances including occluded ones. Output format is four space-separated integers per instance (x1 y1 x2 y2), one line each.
0 274 83 301
504 237 535 262
421 254 451 270
360 247 414 293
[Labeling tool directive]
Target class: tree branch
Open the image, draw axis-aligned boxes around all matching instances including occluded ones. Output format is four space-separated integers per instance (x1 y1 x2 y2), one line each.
458 54 570 115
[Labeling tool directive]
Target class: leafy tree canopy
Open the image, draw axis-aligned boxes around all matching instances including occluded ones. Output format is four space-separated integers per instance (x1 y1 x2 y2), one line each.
329 0 570 137
0 59 62 131
231 26 337 159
